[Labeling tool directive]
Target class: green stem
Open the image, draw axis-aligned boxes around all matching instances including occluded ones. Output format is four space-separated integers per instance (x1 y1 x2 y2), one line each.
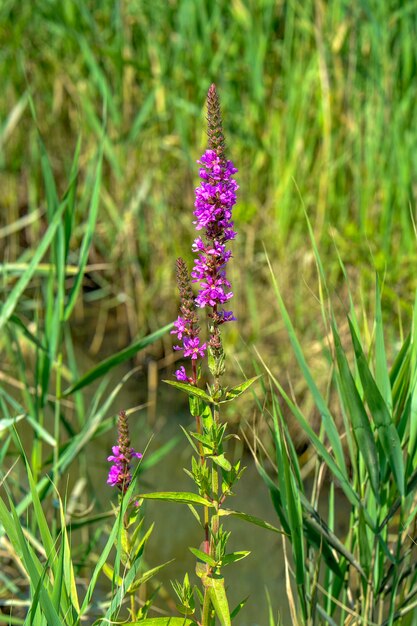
201 587 212 626
53 353 62 488
52 352 62 538
130 592 136 621
192 360 210 551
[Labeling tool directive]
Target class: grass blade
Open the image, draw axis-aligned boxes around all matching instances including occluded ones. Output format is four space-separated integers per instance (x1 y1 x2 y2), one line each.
64 323 173 395
0 203 66 331
332 320 380 500
349 319 405 496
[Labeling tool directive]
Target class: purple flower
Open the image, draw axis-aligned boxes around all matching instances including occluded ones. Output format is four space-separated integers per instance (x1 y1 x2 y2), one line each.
171 85 237 379
175 366 189 381
183 337 207 360
192 147 238 322
171 316 188 340
171 258 205 379
107 411 142 493
219 310 237 323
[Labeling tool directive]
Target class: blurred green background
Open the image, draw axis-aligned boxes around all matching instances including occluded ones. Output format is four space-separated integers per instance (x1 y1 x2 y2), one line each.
1 0 416 378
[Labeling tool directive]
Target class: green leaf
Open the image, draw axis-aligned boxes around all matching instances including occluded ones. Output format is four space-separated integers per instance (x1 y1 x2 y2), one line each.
375 277 392 411
221 376 261 402
128 560 175 593
230 597 249 620
206 575 231 626
56 498 80 614
254 459 291 535
126 619 195 625
191 432 215 452
102 562 123 586
65 511 114 531
256 354 370 522
189 547 217 567
218 509 283 533
138 492 213 507
164 380 213 403
201 403 214 426
25 460 56 563
8 314 47 351
4 497 62 626
64 145 103 320
130 522 154 560
189 395 207 417
281 424 307 618
64 323 173 395
332 320 380 501
301 501 365 579
209 454 232 471
0 413 25 432
0 202 66 331
222 551 251 566
349 319 405 496
266 254 347 475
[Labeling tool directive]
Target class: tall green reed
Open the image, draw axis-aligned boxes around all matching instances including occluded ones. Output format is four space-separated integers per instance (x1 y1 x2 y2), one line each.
257 233 417 624
0 112 175 622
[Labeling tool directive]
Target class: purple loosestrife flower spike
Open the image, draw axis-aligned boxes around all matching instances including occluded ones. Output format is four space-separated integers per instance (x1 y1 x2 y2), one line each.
107 410 142 493
171 257 206 380
192 84 238 370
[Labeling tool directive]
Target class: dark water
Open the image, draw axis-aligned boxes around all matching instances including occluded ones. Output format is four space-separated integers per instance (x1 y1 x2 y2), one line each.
90 367 289 625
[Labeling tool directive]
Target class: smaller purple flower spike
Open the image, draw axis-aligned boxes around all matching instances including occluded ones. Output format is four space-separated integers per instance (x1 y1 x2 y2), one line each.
171 257 205 382
107 411 142 494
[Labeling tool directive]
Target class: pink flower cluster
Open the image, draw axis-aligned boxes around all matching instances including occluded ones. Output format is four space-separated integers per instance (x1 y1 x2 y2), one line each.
107 445 142 490
192 150 237 315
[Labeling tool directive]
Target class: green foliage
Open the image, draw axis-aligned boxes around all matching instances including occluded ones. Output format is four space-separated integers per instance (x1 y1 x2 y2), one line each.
138 492 214 507
0 106 177 622
259 243 417 623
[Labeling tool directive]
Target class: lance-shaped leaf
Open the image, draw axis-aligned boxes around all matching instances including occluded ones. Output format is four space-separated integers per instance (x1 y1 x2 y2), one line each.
164 380 213 403
281 431 307 619
255 351 371 523
128 560 175 593
0 202 66 331
218 508 283 534
64 145 102 320
300 495 365 580
8 314 47 351
332 321 380 501
127 619 195 625
189 547 217 567
374 278 392 411
349 319 405 496
138 492 214 507
230 597 249 619
266 256 347 475
220 376 262 402
208 454 232 471
203 575 231 626
222 551 250 566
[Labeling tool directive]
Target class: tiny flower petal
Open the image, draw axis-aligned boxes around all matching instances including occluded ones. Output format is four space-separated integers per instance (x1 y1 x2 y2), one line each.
175 366 189 381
